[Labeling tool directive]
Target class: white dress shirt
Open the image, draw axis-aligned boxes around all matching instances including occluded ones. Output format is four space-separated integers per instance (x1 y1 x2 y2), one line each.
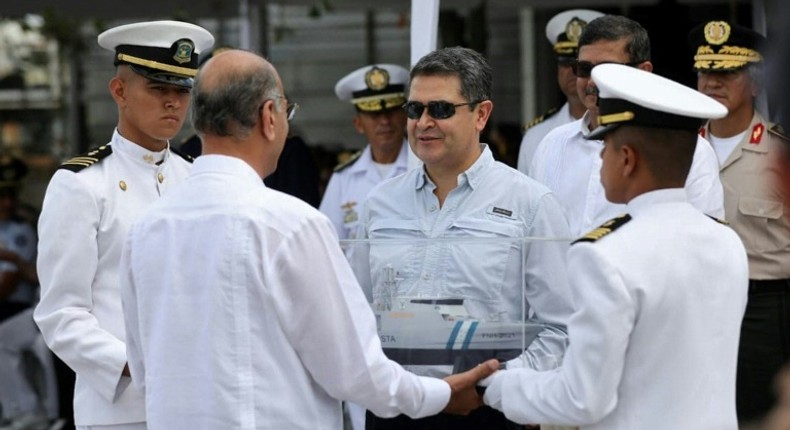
320 141 409 239
121 155 449 430
517 103 574 175
35 130 191 426
484 189 748 429
357 145 575 373
530 113 725 236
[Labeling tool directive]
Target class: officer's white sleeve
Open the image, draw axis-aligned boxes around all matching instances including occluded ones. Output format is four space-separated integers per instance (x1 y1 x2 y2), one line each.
318 173 346 239
485 242 633 425
517 192 574 371
265 212 450 418
685 136 724 218
119 227 145 393
529 128 561 184
34 170 128 402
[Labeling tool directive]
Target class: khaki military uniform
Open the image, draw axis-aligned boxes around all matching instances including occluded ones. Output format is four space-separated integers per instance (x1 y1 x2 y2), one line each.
700 112 790 278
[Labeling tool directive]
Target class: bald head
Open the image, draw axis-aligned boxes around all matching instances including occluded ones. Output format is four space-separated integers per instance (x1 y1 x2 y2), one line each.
191 49 282 140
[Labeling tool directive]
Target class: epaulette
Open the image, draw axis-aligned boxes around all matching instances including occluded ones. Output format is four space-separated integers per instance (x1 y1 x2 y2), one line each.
59 145 113 172
333 149 363 173
707 215 729 225
572 214 632 245
523 106 560 132
768 124 790 143
170 146 195 163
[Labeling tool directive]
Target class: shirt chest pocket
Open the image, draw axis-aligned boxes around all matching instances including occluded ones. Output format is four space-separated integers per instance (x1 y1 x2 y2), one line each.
367 219 424 299
441 218 524 304
737 196 788 252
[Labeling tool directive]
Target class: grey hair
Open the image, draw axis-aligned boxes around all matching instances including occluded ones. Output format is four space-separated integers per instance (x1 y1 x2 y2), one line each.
747 63 764 89
191 60 280 140
410 46 492 104
579 15 651 63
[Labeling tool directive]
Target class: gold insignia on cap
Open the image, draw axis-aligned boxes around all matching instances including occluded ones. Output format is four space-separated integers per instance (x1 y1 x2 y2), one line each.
693 45 762 70
353 95 406 112
173 39 194 64
599 111 635 126
554 17 588 54
119 180 127 191
565 17 586 44
704 21 731 45
365 67 390 91
116 53 198 76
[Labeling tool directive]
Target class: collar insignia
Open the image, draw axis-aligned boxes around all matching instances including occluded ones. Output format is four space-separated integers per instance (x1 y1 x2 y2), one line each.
750 123 764 144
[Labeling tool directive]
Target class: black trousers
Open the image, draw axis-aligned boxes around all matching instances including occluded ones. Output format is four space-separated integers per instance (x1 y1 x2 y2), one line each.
365 406 523 430
736 279 790 423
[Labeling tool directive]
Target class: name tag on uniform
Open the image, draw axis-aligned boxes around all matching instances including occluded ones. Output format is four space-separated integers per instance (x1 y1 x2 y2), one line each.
486 206 514 219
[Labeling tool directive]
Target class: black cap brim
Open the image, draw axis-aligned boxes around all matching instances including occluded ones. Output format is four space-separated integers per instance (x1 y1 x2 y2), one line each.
587 123 620 140
130 65 193 89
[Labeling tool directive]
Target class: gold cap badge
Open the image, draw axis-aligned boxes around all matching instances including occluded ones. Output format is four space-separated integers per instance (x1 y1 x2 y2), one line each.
364 67 390 91
173 39 195 64
704 21 731 45
565 17 586 44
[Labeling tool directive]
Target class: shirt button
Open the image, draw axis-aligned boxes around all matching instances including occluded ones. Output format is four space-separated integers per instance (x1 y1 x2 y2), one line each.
158 173 165 183
429 205 438 212
422 273 430 280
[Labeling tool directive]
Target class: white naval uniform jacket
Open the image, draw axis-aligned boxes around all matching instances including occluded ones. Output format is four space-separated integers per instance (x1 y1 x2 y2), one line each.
484 189 748 429
319 141 409 239
530 114 724 236
34 130 192 426
517 102 574 175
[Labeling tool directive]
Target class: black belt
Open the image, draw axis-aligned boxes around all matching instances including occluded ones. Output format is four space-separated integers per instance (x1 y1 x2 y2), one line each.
749 279 790 294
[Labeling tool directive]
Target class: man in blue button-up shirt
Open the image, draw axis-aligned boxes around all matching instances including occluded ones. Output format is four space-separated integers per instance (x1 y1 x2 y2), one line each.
357 46 574 430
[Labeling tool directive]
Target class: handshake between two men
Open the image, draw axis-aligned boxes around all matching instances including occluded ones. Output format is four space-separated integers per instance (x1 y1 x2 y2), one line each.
441 359 501 415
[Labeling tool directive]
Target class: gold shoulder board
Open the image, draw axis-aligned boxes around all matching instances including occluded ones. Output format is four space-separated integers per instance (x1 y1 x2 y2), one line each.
170 146 195 163
334 149 363 173
523 106 560 132
573 214 632 245
59 145 113 172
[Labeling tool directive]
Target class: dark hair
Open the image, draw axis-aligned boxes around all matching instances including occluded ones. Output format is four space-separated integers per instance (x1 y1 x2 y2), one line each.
579 15 651 63
616 126 696 184
191 53 280 140
410 46 492 104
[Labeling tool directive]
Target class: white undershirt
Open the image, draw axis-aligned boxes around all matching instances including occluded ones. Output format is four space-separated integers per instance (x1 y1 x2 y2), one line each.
708 130 748 166
372 161 394 179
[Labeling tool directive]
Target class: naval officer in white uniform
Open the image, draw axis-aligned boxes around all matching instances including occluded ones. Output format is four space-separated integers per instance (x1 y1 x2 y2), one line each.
319 64 410 239
484 64 748 429
34 21 214 430
517 9 603 174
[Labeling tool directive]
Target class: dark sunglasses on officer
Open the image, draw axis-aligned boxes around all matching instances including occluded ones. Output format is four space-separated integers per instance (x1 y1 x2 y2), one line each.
571 59 645 78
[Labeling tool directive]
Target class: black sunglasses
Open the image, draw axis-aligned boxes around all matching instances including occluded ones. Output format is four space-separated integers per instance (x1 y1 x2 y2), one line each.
402 100 483 120
571 60 645 78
